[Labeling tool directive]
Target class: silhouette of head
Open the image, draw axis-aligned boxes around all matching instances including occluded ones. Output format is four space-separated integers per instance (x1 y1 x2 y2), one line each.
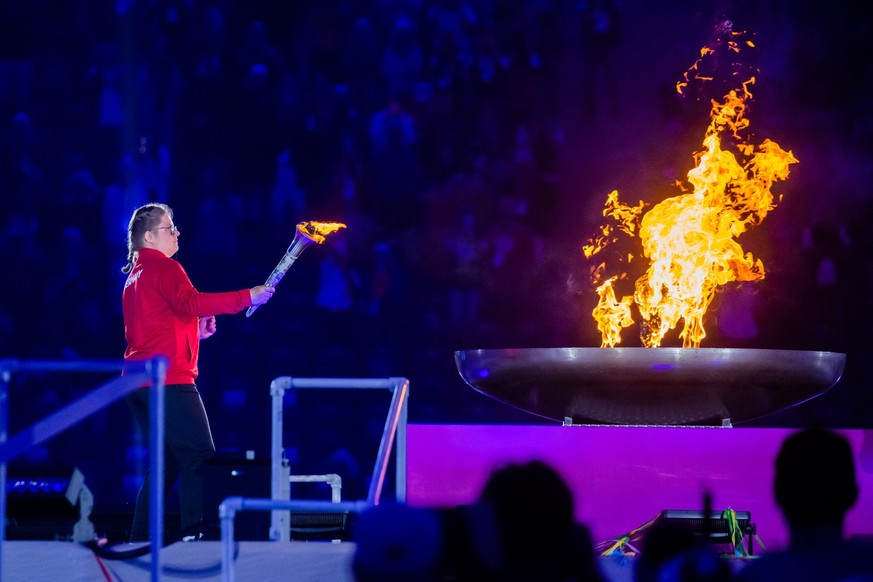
774 428 858 530
352 503 443 582
674 543 733 582
636 520 698 582
479 460 589 580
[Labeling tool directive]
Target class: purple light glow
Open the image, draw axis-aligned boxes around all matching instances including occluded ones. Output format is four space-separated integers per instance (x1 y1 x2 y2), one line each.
407 424 873 552
650 363 674 370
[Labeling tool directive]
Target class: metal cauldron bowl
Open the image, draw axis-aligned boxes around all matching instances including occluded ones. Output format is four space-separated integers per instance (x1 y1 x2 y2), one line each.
454 347 846 426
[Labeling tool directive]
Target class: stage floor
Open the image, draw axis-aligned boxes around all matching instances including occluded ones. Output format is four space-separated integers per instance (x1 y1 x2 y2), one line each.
0 539 686 581
3 540 356 582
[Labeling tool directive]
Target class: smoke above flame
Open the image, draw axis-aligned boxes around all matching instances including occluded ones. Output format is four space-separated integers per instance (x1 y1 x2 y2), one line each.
583 28 798 348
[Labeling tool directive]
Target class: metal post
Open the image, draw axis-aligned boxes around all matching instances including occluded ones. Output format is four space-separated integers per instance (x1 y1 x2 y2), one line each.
267 376 409 546
220 498 239 582
367 378 408 505
395 378 408 503
148 356 167 582
222 498 370 581
0 359 162 581
0 361 11 582
269 377 290 541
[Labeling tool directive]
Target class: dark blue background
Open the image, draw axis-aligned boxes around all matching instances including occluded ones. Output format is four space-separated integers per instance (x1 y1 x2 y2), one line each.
2 0 871 517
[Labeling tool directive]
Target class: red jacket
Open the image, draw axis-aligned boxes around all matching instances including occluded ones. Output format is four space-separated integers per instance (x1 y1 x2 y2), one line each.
122 248 251 384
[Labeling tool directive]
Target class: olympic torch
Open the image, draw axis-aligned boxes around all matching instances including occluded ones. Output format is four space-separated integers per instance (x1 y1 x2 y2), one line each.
246 221 346 317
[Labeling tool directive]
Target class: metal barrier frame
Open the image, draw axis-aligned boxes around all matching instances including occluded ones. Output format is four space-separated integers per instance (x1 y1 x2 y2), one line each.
289 473 342 503
220 498 371 582
268 377 409 541
0 357 167 582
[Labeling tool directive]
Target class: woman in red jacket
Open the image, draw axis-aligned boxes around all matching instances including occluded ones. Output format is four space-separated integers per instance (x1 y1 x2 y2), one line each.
121 202 274 541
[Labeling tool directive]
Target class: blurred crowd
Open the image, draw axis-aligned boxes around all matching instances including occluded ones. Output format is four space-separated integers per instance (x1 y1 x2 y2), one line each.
0 0 583 511
2 0 873 513
0 0 578 396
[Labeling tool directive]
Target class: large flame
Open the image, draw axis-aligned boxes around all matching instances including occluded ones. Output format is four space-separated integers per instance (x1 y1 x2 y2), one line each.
585 30 798 348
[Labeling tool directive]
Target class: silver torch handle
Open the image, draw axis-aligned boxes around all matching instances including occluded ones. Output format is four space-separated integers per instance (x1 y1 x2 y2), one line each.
246 228 318 318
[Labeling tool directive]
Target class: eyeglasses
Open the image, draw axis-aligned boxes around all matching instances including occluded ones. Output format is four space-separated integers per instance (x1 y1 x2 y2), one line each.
153 225 179 234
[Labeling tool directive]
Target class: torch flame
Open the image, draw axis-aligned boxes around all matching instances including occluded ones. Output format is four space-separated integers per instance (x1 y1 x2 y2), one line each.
298 221 347 243
585 31 798 348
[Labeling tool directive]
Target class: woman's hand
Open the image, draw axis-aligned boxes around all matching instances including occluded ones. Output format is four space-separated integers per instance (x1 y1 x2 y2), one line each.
250 285 276 306
199 315 217 339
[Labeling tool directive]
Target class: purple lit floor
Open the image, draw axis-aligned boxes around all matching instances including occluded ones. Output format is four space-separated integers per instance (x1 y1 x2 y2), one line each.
6 425 873 581
406 424 873 552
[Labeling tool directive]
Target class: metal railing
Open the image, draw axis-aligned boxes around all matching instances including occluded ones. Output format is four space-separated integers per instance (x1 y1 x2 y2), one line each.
216 376 409 581
0 357 167 582
289 473 342 503
269 376 409 541
219 498 371 582
0 368 409 582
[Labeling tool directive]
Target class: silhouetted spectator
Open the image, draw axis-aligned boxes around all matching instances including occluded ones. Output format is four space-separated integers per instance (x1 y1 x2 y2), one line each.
664 543 735 582
737 428 873 581
315 233 364 351
577 0 622 119
426 0 477 58
635 520 699 582
40 226 110 359
382 17 424 102
270 145 307 227
478 460 603 582
353 503 443 582
636 499 735 581
445 211 487 330
341 17 383 116
368 98 423 230
363 242 405 335
6 111 46 202
0 3 35 119
189 159 245 288
801 223 853 352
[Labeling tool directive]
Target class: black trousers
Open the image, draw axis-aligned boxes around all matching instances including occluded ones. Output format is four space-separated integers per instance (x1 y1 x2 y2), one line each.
126 384 215 541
